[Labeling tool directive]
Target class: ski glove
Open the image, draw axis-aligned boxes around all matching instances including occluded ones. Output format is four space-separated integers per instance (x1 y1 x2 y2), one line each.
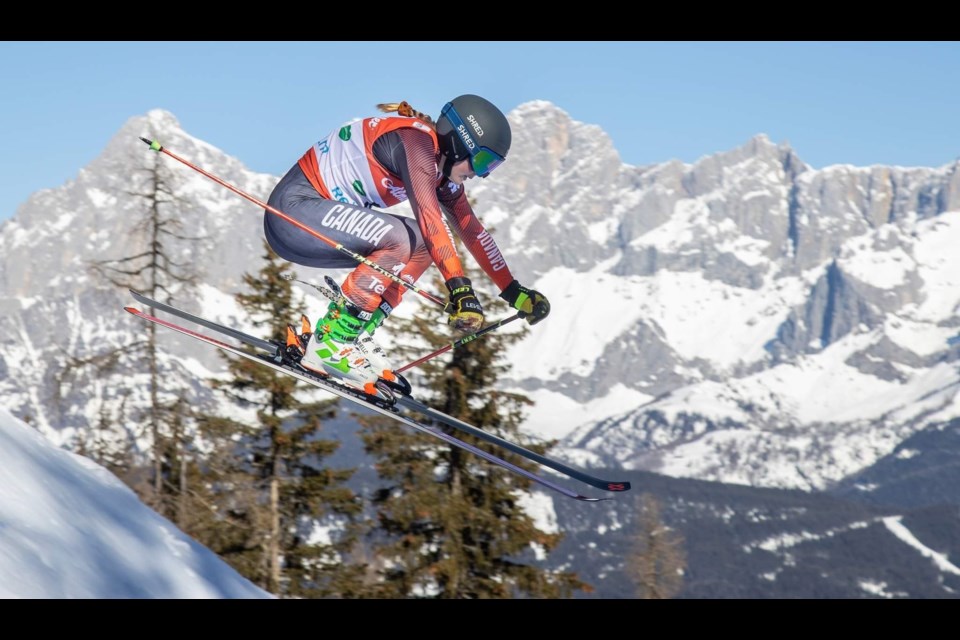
500 279 551 325
446 277 484 333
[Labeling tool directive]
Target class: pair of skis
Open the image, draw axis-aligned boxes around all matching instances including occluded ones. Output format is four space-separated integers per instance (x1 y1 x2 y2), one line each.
125 290 631 502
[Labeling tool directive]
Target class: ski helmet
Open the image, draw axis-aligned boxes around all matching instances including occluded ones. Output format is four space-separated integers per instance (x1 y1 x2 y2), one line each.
436 94 511 179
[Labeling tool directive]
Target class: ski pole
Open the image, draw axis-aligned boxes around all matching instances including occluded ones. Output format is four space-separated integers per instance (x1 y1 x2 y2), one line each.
139 137 450 312
395 312 526 374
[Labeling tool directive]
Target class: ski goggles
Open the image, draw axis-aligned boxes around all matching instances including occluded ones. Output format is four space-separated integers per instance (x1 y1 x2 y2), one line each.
440 102 506 178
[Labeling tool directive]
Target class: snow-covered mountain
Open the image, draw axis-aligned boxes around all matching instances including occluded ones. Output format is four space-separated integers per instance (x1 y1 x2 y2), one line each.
0 407 269 598
2 103 959 496
471 102 960 491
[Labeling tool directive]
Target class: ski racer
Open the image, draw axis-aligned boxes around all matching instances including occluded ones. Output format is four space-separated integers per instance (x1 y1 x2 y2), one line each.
262 95 550 392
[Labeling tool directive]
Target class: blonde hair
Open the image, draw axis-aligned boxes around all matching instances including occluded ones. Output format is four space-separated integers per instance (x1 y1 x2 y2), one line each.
376 101 436 130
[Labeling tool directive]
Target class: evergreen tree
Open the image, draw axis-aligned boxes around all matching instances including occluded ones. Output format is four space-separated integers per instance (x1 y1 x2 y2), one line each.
187 242 366 597
359 270 587 598
626 492 686 599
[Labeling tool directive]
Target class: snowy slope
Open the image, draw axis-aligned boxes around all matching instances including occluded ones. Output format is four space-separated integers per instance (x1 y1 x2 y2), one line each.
0 407 270 598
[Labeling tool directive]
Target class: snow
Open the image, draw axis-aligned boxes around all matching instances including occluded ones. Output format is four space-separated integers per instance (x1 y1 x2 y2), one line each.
900 384 960 428
515 491 558 535
507 204 551 247
628 325 960 488
0 407 271 598
909 211 960 320
840 243 914 290
894 448 920 460
721 330 957 426
505 257 650 381
750 520 872 553
714 232 772 267
858 579 907 598
197 282 251 327
655 429 768 486
649 380 753 424
507 254 809 385
520 384 652 442
16 295 39 311
884 316 959 357
6 223 29 249
85 187 114 209
638 269 807 369
631 197 705 250
49 211 75 234
883 516 960 576
587 217 619 245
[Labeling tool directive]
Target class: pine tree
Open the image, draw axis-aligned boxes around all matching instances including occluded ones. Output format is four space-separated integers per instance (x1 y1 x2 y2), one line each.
358 270 587 599
626 492 686 599
187 242 366 597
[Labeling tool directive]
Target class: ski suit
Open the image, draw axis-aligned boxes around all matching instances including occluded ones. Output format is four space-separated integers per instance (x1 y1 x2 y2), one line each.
264 115 515 314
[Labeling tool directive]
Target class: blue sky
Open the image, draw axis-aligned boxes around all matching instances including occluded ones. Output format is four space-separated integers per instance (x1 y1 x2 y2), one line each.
1 41 958 222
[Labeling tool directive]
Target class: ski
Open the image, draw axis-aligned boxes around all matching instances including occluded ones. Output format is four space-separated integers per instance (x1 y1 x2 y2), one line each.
394 396 630 493
124 304 608 502
129 290 280 358
127 290 631 493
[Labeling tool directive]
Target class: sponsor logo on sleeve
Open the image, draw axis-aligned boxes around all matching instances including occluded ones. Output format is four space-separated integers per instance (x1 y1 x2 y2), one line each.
338 125 352 141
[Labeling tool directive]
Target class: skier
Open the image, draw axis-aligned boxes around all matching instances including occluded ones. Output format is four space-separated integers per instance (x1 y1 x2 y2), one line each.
262 95 550 393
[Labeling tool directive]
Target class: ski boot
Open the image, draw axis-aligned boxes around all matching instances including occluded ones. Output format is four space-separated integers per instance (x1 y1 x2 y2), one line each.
299 297 395 396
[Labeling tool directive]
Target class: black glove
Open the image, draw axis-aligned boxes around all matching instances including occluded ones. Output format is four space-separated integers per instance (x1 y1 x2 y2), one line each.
500 279 550 325
446 277 484 333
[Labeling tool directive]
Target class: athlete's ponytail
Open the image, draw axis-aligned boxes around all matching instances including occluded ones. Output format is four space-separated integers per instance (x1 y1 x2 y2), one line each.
376 101 436 130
